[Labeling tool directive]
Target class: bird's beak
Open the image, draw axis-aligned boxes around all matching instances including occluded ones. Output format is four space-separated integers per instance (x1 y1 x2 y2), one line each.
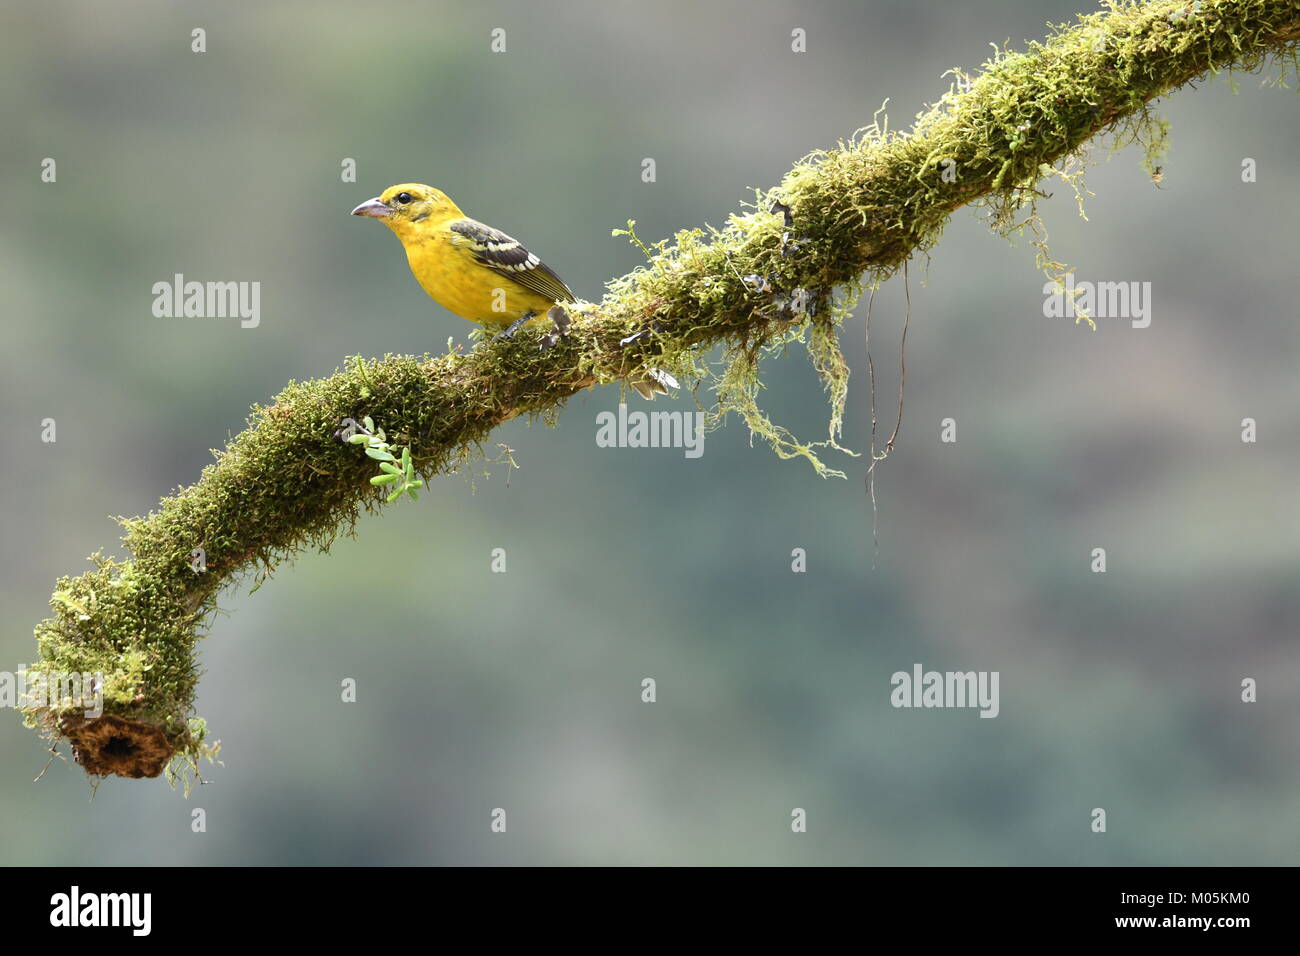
351 198 392 219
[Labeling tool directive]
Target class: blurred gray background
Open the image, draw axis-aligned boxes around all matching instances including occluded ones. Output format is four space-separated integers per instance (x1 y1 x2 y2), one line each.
2 0 1297 865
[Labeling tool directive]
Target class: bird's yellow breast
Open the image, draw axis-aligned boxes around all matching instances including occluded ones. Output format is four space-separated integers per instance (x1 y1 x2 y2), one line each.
400 229 554 329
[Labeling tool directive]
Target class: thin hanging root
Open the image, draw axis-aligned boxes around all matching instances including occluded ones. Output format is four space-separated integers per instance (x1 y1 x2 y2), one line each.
882 260 910 457
864 261 912 566
864 283 881 563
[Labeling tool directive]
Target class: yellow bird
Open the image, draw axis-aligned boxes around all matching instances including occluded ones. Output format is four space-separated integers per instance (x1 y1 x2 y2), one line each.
351 183 672 398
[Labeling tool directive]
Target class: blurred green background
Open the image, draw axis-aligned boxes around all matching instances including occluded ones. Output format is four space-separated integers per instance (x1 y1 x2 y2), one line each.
2 0 1297 865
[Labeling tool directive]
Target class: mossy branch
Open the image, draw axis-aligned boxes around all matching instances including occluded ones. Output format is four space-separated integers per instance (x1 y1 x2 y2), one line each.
22 0 1300 783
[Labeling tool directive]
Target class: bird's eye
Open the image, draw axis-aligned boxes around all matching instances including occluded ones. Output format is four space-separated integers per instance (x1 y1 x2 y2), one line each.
396 192 413 204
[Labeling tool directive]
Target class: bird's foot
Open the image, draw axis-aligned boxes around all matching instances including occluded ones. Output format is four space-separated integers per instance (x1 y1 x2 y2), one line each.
493 312 537 341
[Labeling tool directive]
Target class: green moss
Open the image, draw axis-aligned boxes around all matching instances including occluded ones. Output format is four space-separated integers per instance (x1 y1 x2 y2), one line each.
22 0 1300 782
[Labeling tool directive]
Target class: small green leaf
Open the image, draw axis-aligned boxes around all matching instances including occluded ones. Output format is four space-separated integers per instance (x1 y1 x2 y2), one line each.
386 487 403 503
406 488 420 502
347 433 369 444
379 461 401 475
370 474 400 486
365 448 395 461
363 416 374 431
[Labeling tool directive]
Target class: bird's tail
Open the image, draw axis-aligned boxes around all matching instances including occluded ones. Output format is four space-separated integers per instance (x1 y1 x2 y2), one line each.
629 367 679 400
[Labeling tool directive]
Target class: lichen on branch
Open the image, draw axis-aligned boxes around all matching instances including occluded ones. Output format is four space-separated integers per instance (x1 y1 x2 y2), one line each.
21 0 1300 783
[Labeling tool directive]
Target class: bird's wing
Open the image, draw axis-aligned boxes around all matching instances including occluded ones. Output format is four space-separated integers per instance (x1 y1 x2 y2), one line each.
448 218 576 304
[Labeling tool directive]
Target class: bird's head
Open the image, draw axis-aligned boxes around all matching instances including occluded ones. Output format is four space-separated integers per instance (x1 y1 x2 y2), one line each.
351 184 461 236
